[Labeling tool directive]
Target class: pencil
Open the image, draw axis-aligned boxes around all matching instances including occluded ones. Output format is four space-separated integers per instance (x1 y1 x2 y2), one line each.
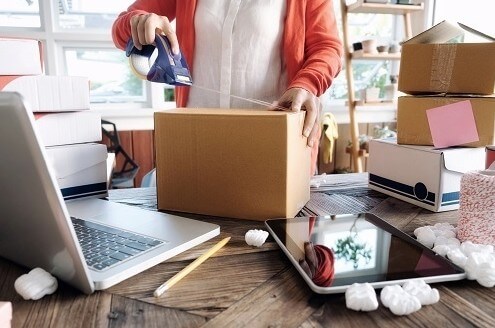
154 237 231 297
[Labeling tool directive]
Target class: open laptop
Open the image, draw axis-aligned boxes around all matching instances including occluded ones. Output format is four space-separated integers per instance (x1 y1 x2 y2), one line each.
0 92 220 294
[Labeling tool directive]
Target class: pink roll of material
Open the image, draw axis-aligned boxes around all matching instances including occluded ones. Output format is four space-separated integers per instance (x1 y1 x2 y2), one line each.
457 170 495 246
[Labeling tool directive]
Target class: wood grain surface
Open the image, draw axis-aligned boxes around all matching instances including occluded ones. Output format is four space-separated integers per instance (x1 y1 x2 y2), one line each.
1 174 494 328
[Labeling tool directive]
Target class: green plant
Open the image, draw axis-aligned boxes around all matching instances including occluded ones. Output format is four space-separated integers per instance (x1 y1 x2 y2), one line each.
334 220 372 269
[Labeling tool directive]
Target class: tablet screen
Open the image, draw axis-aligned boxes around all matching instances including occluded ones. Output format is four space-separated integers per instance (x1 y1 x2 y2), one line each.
265 214 465 294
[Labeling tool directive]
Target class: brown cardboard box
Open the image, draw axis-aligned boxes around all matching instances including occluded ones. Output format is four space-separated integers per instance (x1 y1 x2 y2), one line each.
397 96 495 147
154 108 311 221
398 21 495 95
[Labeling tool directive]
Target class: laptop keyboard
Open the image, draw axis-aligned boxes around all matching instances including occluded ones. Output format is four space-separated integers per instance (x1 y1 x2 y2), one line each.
71 217 164 271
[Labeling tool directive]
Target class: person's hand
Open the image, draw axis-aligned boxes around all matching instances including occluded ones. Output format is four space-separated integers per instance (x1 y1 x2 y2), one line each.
129 13 180 54
273 88 321 147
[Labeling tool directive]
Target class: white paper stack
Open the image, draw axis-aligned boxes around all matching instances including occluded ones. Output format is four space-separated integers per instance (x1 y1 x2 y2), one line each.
45 143 108 200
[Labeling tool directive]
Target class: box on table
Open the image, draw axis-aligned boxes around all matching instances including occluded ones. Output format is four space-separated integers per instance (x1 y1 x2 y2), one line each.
0 75 90 112
398 21 495 95
368 138 485 212
45 143 108 200
154 108 311 221
34 111 102 146
0 38 43 75
397 95 495 147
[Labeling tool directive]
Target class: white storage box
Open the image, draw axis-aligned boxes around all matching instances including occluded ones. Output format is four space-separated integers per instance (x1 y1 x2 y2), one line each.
0 75 90 112
0 38 43 75
45 143 108 200
34 112 102 146
368 138 485 212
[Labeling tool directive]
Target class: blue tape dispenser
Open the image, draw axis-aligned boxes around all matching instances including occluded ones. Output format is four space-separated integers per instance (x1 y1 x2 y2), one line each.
125 34 192 86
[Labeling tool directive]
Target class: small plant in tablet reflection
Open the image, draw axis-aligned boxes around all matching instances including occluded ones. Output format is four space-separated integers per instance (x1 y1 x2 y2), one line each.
334 234 372 269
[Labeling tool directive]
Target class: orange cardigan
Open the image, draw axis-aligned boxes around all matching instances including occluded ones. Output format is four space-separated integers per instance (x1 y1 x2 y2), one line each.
112 0 343 173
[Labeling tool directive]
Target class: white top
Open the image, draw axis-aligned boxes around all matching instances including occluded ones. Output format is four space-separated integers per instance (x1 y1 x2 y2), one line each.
187 0 287 109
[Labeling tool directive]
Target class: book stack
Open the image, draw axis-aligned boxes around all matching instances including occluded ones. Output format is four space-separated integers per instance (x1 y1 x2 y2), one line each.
0 38 108 200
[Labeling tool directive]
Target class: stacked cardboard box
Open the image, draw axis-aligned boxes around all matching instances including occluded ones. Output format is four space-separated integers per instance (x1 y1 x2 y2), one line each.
368 22 494 211
0 38 107 200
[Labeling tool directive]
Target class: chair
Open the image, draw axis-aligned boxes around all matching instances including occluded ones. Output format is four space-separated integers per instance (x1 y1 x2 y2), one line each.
101 119 139 188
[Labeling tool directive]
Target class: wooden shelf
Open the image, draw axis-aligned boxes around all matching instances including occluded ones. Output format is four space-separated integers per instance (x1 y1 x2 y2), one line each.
341 0 424 172
347 1 424 15
345 146 369 157
351 52 401 60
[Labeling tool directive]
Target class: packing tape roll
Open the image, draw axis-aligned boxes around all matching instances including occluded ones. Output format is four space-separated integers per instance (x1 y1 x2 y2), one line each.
457 170 495 246
128 50 158 80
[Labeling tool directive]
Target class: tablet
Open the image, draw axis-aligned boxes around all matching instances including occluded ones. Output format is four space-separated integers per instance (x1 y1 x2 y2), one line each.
265 213 466 294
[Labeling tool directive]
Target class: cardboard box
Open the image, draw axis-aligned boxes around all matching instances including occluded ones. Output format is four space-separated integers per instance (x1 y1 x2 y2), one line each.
45 143 108 200
154 108 311 220
368 138 485 212
1 75 90 112
34 112 102 146
397 95 495 147
398 21 495 95
0 38 43 75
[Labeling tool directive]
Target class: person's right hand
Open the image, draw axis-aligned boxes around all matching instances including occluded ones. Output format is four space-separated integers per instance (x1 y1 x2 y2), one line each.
130 13 180 54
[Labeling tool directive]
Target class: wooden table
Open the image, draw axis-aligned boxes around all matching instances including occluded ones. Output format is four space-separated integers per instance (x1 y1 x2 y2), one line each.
1 173 494 327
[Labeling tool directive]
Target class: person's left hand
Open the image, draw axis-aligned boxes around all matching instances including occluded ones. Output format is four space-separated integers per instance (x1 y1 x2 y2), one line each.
273 88 321 147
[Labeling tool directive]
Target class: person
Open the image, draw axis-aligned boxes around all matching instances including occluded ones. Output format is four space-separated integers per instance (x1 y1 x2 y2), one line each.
112 0 343 174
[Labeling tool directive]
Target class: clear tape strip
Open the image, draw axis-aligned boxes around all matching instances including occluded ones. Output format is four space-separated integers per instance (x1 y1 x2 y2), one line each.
430 44 457 93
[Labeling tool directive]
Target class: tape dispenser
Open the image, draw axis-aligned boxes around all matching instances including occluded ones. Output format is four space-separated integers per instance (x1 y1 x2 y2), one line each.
126 34 192 86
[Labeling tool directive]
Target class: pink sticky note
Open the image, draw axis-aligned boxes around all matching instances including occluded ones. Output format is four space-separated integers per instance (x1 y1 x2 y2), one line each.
426 100 479 148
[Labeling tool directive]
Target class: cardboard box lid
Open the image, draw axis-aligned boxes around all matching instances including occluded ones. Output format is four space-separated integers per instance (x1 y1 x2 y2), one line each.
442 148 485 173
375 138 484 173
404 20 494 45
157 108 297 117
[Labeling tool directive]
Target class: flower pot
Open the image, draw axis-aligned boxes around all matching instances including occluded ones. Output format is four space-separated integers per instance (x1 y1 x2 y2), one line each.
365 87 381 102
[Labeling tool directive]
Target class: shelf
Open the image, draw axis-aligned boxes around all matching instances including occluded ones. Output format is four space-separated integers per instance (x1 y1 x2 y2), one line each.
347 1 424 15
340 0 424 172
351 52 401 60
345 147 369 158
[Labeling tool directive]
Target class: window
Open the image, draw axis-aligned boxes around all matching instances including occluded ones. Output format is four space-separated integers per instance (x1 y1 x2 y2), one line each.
0 0 40 28
0 0 172 108
325 0 401 104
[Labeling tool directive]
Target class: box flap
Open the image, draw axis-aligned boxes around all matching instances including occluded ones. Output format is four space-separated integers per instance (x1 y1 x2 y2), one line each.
46 144 108 179
457 23 495 42
405 21 494 45
404 21 464 44
442 148 485 173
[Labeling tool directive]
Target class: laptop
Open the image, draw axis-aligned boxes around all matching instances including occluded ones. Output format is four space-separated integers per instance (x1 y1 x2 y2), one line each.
0 92 220 294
